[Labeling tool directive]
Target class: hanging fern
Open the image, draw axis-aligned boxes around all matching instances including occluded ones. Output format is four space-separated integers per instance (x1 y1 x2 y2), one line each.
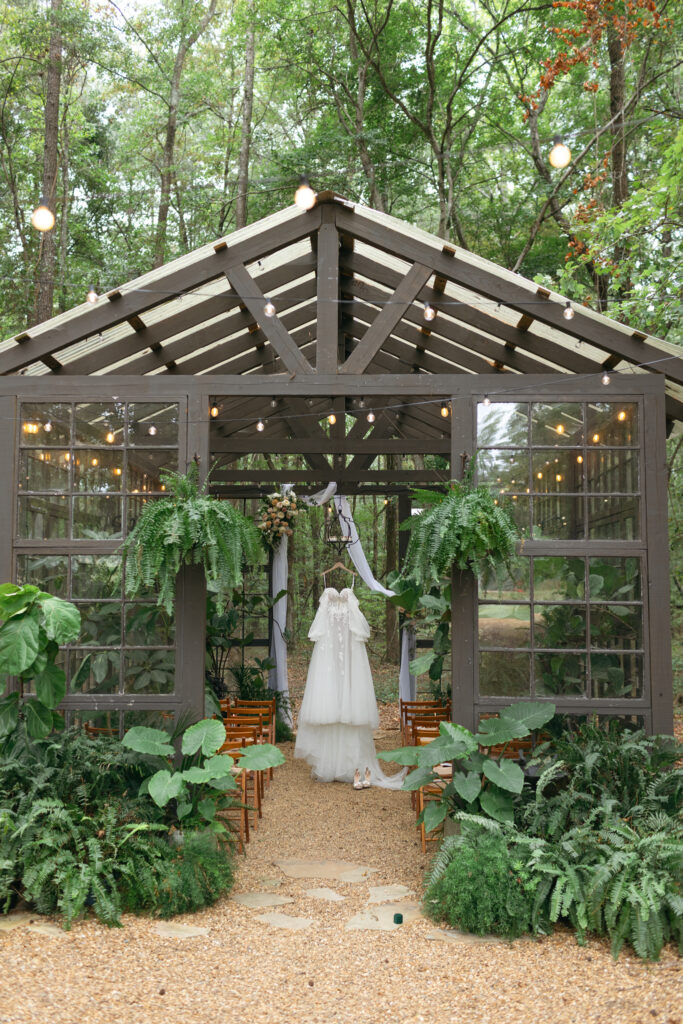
121 463 263 614
402 472 518 587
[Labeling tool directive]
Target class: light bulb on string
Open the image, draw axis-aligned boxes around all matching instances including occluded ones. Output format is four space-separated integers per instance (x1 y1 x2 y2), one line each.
563 301 575 321
294 175 317 211
423 302 436 322
147 424 158 436
601 372 611 386
210 404 219 418
270 399 278 410
263 299 276 318
105 430 115 444
256 419 265 432
366 411 376 423
44 421 52 433
440 403 450 418
86 285 98 304
30 198 55 232
482 396 491 406
549 135 572 169
328 413 337 426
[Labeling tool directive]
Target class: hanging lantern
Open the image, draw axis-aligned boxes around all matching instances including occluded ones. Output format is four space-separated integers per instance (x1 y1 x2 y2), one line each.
324 504 353 556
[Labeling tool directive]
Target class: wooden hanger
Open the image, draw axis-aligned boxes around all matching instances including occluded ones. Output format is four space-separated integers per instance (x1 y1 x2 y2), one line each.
321 560 357 577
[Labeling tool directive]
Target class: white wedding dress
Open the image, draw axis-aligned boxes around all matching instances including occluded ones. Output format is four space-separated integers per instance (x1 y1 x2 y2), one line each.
294 587 405 789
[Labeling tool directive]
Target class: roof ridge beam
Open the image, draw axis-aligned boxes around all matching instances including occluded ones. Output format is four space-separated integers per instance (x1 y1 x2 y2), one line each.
316 206 340 374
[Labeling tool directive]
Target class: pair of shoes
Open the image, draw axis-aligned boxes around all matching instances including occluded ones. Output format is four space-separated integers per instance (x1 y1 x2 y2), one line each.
362 768 371 788
353 769 363 790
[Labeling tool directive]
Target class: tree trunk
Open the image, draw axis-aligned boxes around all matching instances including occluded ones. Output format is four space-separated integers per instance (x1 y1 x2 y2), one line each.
32 0 62 326
235 17 255 230
57 115 69 313
607 23 630 298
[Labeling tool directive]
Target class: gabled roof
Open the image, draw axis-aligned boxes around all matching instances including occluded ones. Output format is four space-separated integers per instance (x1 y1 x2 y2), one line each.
2 193 682 421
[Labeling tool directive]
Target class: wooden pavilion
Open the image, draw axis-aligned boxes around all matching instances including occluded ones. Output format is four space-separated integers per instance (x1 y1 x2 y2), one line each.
1 192 680 734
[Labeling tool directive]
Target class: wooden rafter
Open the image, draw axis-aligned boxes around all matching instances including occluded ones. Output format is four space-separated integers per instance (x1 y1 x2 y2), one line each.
316 206 340 374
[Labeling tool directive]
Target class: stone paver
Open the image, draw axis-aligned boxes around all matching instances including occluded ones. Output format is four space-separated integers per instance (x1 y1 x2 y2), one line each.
254 912 313 931
154 922 209 939
367 884 413 904
0 913 33 933
274 858 377 883
25 922 66 938
232 892 294 909
425 927 506 945
345 900 423 932
304 887 346 902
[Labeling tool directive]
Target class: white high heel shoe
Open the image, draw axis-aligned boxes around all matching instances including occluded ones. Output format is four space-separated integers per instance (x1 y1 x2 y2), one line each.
353 769 363 790
362 767 371 788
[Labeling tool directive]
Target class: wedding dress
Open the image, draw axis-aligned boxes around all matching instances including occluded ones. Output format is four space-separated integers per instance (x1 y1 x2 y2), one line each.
294 587 405 789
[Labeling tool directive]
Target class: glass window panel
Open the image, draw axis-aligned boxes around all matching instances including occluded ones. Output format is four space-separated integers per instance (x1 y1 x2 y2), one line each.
16 554 68 597
588 557 641 601
123 709 175 733
534 652 587 696
586 402 638 446
70 650 120 694
532 496 584 539
479 652 531 697
71 555 121 599
18 450 70 492
125 604 175 646
128 402 179 446
533 557 586 601
77 603 122 647
20 402 71 446
532 450 584 493
72 496 123 539
18 494 68 539
586 450 638 493
73 449 124 493
70 710 121 738
479 556 530 600
74 402 126 446
477 403 529 447
499 495 530 539
479 605 530 648
243 616 268 640
531 403 583 446
591 653 643 699
127 449 178 492
123 649 175 694
536 604 586 649
588 497 639 539
476 449 529 492
590 605 642 650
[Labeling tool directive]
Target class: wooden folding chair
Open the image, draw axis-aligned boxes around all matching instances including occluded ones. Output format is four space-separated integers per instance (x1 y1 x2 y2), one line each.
220 760 249 852
232 699 277 784
220 726 263 827
400 700 451 744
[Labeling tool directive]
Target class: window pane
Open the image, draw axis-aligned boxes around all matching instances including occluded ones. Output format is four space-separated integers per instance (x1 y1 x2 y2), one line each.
536 605 586 649
586 402 638 446
123 709 175 733
70 650 120 693
73 450 124 493
479 605 530 648
588 557 641 601
18 450 70 492
479 557 530 600
477 449 529 492
71 555 121 599
127 449 177 492
533 556 586 601
591 653 643 699
503 495 530 538
125 604 175 646
532 496 584 539
477 403 529 446
590 605 642 650
586 450 638 493
18 495 68 539
72 496 123 539
123 650 175 693
535 652 587 696
128 402 179 446
77 603 122 646
531 403 583 446
74 402 126 446
588 497 639 539
16 554 68 597
479 652 531 697
20 403 71 445
532 450 584 493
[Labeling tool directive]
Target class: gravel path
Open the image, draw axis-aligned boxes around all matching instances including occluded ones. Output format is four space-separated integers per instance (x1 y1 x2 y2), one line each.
0 724 680 1024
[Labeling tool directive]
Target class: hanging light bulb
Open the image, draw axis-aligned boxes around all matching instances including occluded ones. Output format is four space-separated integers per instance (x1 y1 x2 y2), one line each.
618 410 626 422
86 285 98 304
256 419 265 432
105 430 115 444
563 301 575 321
328 413 337 426
263 299 276 317
30 198 55 232
366 411 376 423
147 424 158 436
270 399 278 409
358 398 366 409
210 404 219 418
294 175 317 211
482 396 491 406
423 302 436 322
601 372 611 386
440 403 450 418
549 135 572 169
556 423 565 434
43 421 52 433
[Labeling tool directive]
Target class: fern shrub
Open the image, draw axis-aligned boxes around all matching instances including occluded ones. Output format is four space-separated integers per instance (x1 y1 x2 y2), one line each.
121 463 263 613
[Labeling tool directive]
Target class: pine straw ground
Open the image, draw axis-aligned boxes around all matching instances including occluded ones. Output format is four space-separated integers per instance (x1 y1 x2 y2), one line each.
0 659 680 1024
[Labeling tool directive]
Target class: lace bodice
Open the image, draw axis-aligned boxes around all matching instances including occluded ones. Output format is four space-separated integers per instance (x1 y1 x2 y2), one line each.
308 587 370 642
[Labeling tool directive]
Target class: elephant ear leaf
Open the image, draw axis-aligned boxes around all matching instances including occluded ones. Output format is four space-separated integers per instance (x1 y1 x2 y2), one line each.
0 612 41 675
148 770 186 808
482 758 524 794
181 718 226 757
500 701 555 732
479 786 515 823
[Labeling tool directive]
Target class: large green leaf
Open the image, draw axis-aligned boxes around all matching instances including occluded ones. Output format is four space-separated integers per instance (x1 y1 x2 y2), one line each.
500 701 555 732
452 771 482 804
122 726 174 757
38 595 81 645
23 697 54 739
181 718 226 757
148 770 186 807
482 757 525 794
377 746 420 766
479 786 515 823
409 652 437 676
181 766 214 784
474 716 527 747
34 662 66 709
421 799 448 833
236 743 285 772
439 721 478 753
401 766 438 791
198 799 216 821
0 584 39 619
0 693 19 737
0 612 40 675
204 753 234 774
416 736 471 768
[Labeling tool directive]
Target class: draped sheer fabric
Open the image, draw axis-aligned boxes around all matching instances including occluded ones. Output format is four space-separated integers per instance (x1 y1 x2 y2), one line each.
294 588 406 789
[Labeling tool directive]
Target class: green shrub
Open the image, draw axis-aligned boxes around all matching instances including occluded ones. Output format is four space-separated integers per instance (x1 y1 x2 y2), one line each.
144 831 235 918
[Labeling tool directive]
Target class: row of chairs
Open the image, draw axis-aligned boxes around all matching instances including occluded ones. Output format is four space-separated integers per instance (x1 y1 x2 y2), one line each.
399 699 452 853
217 697 277 852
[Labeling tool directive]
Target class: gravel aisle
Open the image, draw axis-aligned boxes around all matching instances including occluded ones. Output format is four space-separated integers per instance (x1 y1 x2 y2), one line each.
0 726 680 1024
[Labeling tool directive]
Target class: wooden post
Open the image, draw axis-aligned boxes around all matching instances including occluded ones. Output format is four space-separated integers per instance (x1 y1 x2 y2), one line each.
450 394 476 731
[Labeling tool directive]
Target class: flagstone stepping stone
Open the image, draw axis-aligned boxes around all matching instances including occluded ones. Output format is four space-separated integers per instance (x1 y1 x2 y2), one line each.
0 912 33 933
232 892 294 909
304 887 346 902
367 884 413 904
345 901 423 932
155 922 209 939
26 922 66 938
274 858 377 883
254 912 313 931
425 928 506 946
259 877 282 889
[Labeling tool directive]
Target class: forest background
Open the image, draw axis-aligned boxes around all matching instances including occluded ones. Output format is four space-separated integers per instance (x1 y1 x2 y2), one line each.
0 0 681 699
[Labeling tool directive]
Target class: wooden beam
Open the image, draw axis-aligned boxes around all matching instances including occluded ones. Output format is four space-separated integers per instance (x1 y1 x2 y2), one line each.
340 262 433 374
212 469 449 483
316 206 339 374
224 261 314 376
210 437 450 454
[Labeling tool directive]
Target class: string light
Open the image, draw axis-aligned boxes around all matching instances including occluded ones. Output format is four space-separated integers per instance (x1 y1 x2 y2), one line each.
577 455 583 464
592 433 600 443
147 424 158 436
618 410 627 421
563 301 575 321
601 372 611 386
210 404 219 418
86 285 98 304
105 430 115 443
270 399 278 409
482 396 491 406
440 403 450 418
556 424 565 434
263 299 276 318
423 303 436 322
44 421 52 433
328 413 337 425
294 175 317 211
549 136 572 169
91 457 99 467
256 419 265 432
30 198 55 232
366 411 376 423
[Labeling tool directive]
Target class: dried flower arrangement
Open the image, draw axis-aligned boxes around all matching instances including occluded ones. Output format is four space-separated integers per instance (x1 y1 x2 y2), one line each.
257 491 301 546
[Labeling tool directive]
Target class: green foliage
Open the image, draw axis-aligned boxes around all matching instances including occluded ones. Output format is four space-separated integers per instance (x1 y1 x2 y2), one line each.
121 464 263 615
